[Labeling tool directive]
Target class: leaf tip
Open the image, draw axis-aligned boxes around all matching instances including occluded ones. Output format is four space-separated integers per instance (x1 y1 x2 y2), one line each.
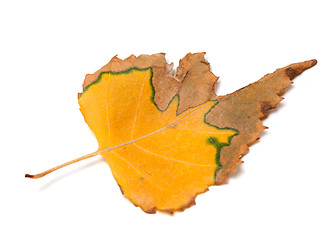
25 174 33 178
285 59 317 80
310 59 318 67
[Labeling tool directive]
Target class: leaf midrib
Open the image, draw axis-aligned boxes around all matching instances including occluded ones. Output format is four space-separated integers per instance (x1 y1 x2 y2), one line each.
98 101 213 155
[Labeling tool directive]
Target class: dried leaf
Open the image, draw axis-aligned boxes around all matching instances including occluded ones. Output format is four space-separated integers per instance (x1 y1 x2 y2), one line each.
26 53 317 214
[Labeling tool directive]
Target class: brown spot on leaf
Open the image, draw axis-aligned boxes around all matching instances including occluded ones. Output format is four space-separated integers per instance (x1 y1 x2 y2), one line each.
286 67 299 80
260 101 273 116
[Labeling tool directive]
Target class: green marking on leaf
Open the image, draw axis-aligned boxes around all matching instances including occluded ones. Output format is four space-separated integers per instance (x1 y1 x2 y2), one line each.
207 134 239 184
81 67 152 95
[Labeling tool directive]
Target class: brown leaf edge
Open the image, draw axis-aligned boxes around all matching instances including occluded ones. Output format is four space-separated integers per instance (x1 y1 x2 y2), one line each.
209 59 317 185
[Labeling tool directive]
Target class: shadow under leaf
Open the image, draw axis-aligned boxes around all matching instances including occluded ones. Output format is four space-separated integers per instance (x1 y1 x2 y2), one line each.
39 156 106 191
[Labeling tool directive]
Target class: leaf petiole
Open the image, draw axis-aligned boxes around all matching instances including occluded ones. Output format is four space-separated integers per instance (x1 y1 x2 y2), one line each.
25 151 100 179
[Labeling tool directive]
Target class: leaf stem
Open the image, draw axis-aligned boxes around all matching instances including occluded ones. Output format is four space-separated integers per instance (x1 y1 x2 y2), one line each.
25 151 100 179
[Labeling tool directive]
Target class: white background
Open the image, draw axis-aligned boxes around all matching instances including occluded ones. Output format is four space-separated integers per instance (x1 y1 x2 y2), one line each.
1 0 335 239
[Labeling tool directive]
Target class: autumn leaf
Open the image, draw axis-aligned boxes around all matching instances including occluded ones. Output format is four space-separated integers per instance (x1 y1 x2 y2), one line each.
26 53 317 214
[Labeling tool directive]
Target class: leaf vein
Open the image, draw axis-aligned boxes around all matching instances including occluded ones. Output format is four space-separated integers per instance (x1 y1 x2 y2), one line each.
99 101 213 154
133 143 214 167
130 71 149 140
174 127 229 135
106 75 112 147
111 150 166 191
